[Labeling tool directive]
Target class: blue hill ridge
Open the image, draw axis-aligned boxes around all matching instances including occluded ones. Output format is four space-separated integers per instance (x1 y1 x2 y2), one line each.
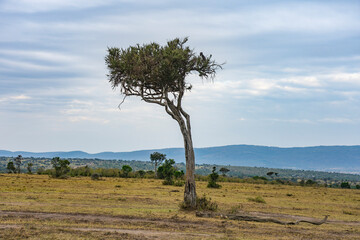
1 145 359 173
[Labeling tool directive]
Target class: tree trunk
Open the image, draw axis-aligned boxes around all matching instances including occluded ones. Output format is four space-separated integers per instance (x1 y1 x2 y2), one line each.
164 99 197 208
182 130 197 208
154 162 158 177
177 116 197 208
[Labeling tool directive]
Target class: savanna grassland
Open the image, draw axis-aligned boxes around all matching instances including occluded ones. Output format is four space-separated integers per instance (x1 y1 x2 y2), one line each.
0 174 359 239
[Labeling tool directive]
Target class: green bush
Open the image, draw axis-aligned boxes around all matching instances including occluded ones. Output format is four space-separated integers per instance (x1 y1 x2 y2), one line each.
70 166 92 177
306 179 316 185
179 194 218 211
158 159 176 185
136 170 145 178
252 176 267 181
173 180 184 187
341 182 351 189
6 161 16 173
196 195 218 211
91 173 101 180
207 167 221 188
51 157 70 178
121 165 132 178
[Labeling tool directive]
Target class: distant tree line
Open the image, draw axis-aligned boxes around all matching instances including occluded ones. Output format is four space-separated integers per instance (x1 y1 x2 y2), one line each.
1 154 360 189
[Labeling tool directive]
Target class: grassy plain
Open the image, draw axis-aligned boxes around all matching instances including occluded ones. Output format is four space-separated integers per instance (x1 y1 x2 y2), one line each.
0 174 359 239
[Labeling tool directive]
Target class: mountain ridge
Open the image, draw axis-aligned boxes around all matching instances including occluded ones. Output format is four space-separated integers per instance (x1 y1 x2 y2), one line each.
1 144 360 173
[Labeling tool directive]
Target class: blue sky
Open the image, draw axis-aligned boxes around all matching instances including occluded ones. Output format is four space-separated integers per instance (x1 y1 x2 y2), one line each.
0 0 359 152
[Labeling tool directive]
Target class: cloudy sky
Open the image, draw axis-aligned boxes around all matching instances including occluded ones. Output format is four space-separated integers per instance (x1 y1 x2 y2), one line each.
0 0 359 153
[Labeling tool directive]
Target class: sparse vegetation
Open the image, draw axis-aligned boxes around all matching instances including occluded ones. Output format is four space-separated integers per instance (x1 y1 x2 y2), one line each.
247 196 266 204
0 174 359 239
0 156 359 189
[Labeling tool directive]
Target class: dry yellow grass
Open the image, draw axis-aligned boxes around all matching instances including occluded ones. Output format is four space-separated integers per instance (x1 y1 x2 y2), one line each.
0 174 359 239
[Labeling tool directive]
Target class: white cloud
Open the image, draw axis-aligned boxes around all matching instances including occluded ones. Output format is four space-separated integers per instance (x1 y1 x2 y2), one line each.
266 118 314 124
0 49 80 63
0 94 31 103
329 73 360 84
0 0 116 13
67 116 109 124
0 58 58 71
281 76 322 87
318 118 355 123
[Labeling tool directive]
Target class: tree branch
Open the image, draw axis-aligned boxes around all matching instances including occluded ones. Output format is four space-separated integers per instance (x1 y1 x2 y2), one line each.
196 212 329 226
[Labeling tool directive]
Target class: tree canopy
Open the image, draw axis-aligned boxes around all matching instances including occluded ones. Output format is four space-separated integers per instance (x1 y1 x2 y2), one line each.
105 37 221 108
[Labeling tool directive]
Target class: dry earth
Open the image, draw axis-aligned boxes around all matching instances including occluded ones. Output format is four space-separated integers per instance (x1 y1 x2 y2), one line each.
1 210 360 239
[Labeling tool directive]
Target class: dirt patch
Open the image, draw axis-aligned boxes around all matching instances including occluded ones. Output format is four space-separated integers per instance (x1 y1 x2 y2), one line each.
0 223 213 239
1 210 360 239
0 210 222 239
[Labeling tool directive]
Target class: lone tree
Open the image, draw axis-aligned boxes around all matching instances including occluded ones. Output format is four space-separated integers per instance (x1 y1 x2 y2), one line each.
105 37 222 208
219 167 230 176
14 155 23 174
150 152 166 177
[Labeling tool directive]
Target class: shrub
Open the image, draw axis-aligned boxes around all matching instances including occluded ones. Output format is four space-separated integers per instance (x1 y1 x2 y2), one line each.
306 179 316 185
247 196 266 204
252 176 267 181
299 179 305 186
207 167 221 188
136 170 145 178
37 167 45 175
275 179 285 184
229 204 243 214
91 173 101 180
121 165 132 178
343 210 354 215
341 182 351 189
196 195 218 211
180 194 218 211
158 159 176 185
7 161 16 173
157 166 165 179
174 170 184 179
356 185 360 189
26 163 33 174
70 166 92 177
173 180 184 187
